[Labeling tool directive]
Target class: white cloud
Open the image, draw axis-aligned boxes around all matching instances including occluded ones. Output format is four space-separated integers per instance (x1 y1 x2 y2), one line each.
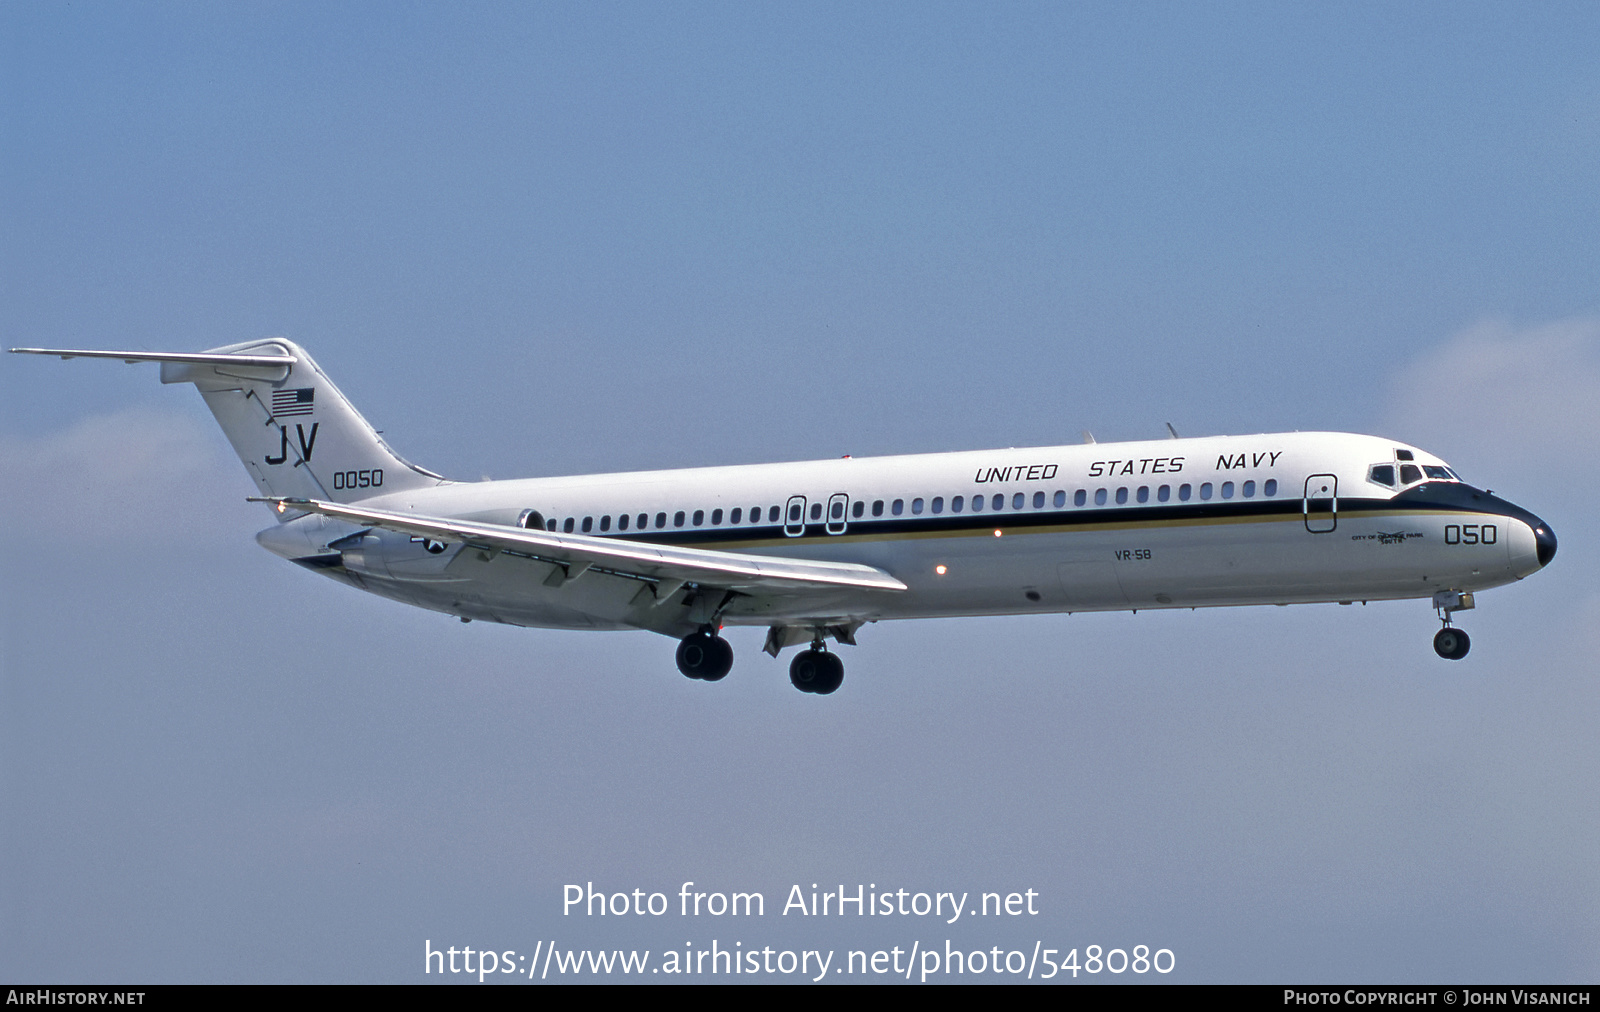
1382 317 1600 480
0 408 239 545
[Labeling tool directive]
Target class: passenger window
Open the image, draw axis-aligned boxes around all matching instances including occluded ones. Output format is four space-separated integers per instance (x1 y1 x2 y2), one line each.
618 514 629 531
1179 484 1192 501
711 508 722 525
547 519 557 531
852 501 864 518
599 515 610 532
1115 487 1128 505
1400 464 1422 484
1264 479 1277 496
931 496 944 514
693 510 704 526
655 513 667 529
1012 493 1025 510
911 498 924 515
769 505 780 522
892 499 904 516
1158 485 1170 502
951 496 964 513
1074 489 1087 507
972 494 984 512
789 503 802 522
1200 482 1213 500
1053 490 1066 507
1221 481 1234 499
1095 488 1107 505
829 500 843 520
1369 464 1396 487
674 511 686 528
872 500 884 517
563 518 575 533
730 508 741 524
1242 480 1255 497
992 494 1004 511
1137 486 1149 503
1033 491 1045 508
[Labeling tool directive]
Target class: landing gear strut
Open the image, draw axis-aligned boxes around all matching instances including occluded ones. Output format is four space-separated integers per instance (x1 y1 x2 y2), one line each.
676 629 734 681
1432 590 1473 661
789 644 844 695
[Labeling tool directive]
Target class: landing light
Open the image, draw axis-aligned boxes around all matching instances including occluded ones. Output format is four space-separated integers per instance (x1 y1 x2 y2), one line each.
993 529 1003 537
935 565 947 576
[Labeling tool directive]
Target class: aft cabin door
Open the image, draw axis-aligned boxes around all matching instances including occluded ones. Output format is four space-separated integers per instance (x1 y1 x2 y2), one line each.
1304 474 1338 533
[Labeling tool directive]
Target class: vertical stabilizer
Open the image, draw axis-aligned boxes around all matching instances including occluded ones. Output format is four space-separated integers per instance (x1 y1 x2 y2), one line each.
157 338 446 508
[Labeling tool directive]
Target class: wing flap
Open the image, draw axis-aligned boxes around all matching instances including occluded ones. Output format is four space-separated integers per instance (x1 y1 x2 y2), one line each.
255 497 908 594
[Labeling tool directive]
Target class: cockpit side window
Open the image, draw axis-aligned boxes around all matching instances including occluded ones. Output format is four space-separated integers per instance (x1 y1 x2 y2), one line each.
1368 464 1396 487
1399 464 1422 484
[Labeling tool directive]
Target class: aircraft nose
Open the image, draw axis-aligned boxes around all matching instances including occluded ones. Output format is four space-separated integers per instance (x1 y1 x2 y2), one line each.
1533 521 1557 568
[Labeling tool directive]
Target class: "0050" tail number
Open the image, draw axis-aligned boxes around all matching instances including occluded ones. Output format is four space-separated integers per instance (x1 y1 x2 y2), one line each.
332 469 383 490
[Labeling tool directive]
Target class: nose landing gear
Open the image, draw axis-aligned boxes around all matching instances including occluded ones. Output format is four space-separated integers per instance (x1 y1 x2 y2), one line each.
1432 590 1474 660
676 629 734 681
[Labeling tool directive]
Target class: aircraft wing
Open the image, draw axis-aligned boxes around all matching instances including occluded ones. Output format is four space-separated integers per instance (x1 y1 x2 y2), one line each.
256 496 908 595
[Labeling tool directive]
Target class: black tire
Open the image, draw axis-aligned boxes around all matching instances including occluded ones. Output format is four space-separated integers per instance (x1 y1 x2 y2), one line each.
676 632 713 679
789 650 822 693
1433 627 1471 661
812 651 844 695
677 632 734 680
700 635 734 682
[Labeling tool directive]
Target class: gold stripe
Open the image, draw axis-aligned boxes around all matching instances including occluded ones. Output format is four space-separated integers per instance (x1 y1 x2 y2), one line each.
664 508 1505 551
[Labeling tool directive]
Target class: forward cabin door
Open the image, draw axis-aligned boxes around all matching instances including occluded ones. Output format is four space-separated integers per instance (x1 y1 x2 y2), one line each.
1304 474 1338 533
784 495 807 537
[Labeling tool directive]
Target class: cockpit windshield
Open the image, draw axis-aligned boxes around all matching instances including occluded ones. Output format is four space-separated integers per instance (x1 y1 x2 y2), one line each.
1369 459 1460 488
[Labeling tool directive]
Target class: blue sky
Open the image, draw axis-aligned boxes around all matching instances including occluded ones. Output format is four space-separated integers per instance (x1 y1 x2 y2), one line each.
3 3 1597 982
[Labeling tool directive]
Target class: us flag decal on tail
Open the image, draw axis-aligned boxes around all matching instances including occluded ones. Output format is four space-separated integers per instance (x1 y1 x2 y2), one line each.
272 387 315 416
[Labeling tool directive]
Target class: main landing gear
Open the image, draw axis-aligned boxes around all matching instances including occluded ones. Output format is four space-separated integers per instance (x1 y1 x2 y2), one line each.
675 625 849 694
676 629 733 681
1433 627 1470 661
789 644 844 695
1432 590 1474 661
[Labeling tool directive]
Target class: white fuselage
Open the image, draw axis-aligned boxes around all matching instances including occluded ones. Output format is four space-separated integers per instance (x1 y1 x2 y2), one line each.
261 430 1553 637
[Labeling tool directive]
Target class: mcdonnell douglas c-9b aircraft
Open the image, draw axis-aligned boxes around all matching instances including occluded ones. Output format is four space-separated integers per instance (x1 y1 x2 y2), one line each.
13 340 1557 695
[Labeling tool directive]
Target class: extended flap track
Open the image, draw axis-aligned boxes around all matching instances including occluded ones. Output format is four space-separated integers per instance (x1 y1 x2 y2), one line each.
464 542 709 606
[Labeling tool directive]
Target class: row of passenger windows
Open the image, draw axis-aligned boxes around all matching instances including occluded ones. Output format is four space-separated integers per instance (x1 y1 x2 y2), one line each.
547 505 785 534
541 478 1281 534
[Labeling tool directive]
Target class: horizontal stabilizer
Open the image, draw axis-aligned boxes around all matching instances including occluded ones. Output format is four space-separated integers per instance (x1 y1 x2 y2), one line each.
10 347 296 367
254 496 909 595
